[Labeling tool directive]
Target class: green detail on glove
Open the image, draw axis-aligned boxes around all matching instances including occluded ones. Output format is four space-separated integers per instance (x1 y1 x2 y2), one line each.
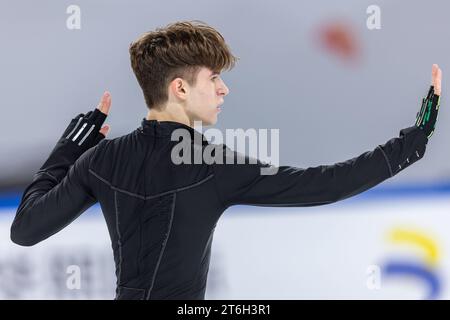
415 86 441 139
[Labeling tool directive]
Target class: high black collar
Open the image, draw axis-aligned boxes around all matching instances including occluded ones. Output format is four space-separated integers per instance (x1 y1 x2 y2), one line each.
138 118 210 146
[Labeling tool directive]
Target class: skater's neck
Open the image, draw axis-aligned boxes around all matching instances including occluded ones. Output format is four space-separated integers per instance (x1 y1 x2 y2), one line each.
146 103 193 128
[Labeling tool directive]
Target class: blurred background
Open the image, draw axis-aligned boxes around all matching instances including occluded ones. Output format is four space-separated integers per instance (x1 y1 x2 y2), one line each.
1 0 450 299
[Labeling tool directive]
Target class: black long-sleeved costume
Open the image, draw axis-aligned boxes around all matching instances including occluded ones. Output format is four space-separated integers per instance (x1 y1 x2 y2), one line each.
10 117 429 299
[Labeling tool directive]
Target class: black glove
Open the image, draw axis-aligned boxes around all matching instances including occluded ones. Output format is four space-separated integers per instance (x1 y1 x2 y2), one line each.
61 108 107 152
36 108 107 181
415 85 441 139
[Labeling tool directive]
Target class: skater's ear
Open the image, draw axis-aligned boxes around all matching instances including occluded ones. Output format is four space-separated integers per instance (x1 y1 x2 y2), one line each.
169 77 189 101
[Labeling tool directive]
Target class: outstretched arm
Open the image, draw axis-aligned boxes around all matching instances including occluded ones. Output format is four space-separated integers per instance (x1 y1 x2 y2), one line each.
10 92 111 246
212 65 442 208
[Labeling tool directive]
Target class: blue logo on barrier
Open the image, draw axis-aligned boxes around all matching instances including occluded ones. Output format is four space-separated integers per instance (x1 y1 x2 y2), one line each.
380 228 442 300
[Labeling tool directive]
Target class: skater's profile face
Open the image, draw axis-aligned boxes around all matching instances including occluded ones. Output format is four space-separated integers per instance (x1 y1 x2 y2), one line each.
175 66 229 126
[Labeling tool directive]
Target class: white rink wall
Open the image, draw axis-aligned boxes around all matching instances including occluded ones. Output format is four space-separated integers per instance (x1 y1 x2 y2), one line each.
1 192 450 300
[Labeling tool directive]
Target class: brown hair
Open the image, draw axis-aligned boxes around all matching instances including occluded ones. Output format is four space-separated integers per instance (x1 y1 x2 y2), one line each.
129 20 238 110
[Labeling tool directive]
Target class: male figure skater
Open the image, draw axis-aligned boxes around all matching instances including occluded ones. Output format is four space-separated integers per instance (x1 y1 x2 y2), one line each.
10 21 442 300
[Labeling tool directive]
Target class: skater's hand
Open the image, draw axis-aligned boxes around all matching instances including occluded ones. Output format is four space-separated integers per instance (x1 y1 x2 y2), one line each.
97 91 111 137
432 64 442 96
59 91 112 154
415 65 442 139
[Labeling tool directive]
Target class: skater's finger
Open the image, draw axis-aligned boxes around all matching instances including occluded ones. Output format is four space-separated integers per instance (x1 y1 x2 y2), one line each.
97 91 111 116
